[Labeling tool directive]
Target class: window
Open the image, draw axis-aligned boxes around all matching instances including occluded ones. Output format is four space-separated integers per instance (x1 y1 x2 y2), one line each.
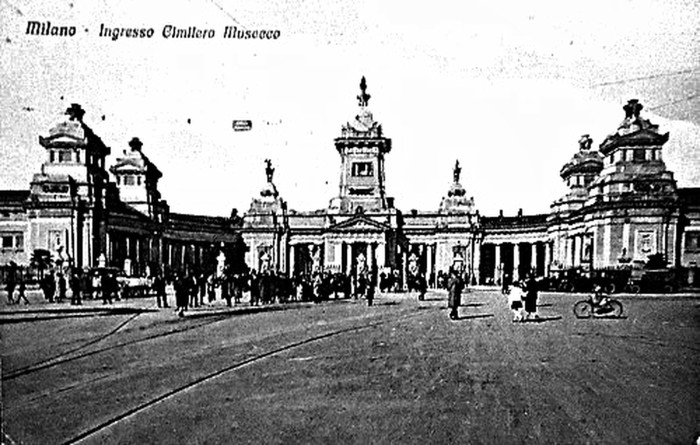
1 233 24 251
686 233 700 252
50 150 55 162
633 149 646 162
124 175 135 186
59 150 72 163
352 162 374 177
75 150 80 163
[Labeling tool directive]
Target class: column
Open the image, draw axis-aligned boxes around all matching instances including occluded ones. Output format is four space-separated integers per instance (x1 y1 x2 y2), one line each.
376 242 386 270
513 243 520 282
494 244 501 285
366 243 374 271
346 243 353 275
544 242 551 276
289 244 296 276
473 240 480 285
105 232 111 267
402 251 408 290
573 236 582 267
530 242 538 276
426 244 433 288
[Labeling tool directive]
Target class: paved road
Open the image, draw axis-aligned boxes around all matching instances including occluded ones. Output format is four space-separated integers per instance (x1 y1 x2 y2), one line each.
1 290 699 444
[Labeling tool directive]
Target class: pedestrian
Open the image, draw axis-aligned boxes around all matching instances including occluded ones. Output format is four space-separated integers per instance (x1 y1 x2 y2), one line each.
102 273 114 305
198 273 206 306
312 273 323 304
524 274 540 320
222 275 232 307
206 274 216 303
5 272 16 304
447 268 464 320
174 274 189 317
232 274 243 305
42 271 55 302
16 278 29 305
57 272 67 303
501 274 510 295
417 273 427 301
507 282 525 322
188 273 199 308
70 270 83 305
366 274 375 307
153 273 168 308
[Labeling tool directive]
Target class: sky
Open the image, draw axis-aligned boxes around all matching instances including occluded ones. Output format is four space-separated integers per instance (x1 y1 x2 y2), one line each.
1 0 699 218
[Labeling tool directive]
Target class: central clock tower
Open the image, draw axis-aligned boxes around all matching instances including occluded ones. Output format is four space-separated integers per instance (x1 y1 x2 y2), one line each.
329 77 393 213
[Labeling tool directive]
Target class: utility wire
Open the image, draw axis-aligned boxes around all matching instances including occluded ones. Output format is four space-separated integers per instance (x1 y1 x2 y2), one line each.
648 93 700 111
591 67 700 88
204 0 247 30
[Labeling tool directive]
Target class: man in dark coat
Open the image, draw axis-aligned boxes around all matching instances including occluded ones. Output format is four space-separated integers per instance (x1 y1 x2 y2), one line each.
70 270 83 305
42 271 55 302
174 274 189 316
5 270 16 304
524 274 539 320
153 274 168 308
447 269 464 320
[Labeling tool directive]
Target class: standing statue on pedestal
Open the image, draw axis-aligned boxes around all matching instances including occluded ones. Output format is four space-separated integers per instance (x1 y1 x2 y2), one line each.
453 160 462 183
354 253 368 299
264 159 275 183
216 249 226 278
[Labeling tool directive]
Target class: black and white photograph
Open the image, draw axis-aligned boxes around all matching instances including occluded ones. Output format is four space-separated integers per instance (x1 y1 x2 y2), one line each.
1 0 699 443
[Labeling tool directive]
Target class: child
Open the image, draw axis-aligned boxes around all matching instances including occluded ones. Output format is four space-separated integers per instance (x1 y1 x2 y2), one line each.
508 282 525 322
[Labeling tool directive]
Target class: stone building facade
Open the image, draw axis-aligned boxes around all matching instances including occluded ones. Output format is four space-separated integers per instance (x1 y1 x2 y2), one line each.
1 81 699 287
0 104 243 278
240 81 700 287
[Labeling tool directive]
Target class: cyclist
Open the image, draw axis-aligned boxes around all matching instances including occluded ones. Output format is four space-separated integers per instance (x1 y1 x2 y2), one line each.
591 285 611 313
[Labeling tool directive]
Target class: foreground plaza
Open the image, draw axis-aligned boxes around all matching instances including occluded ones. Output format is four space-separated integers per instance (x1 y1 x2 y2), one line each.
1 289 698 444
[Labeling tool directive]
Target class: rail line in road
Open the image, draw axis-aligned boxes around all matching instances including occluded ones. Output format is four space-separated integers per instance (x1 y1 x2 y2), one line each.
62 308 426 445
5 312 142 378
4 311 237 380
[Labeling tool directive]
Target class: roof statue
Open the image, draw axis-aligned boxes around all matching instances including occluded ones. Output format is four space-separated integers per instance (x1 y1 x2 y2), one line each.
65 103 85 121
453 160 462 183
264 158 275 183
578 134 593 151
128 137 143 152
623 99 643 119
357 76 371 107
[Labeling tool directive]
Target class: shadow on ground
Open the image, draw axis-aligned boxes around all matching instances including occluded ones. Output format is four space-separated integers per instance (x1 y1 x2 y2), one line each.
453 314 494 321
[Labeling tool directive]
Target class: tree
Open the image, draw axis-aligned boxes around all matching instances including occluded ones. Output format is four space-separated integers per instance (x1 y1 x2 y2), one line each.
30 248 53 280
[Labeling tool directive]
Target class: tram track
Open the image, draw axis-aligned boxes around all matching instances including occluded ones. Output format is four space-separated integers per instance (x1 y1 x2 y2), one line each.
61 308 426 445
4 312 234 380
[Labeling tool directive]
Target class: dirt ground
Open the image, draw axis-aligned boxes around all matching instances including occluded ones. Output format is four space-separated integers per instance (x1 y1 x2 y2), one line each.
2 289 699 444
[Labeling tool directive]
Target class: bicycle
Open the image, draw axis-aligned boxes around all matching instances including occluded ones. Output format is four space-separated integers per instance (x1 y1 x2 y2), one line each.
573 295 624 319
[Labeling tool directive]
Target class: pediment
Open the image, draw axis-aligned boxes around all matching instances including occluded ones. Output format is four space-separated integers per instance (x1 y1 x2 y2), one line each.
327 215 389 232
600 129 669 154
39 132 87 148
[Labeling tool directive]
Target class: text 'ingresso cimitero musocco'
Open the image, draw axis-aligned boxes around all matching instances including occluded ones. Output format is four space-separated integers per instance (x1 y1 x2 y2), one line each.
26 21 281 41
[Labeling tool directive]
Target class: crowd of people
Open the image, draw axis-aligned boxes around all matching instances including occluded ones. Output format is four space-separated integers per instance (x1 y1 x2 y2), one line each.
3 263 550 324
